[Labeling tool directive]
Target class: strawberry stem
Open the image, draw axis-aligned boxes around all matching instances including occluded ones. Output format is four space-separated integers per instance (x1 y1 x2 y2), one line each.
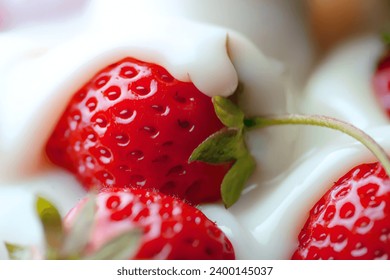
244 114 390 176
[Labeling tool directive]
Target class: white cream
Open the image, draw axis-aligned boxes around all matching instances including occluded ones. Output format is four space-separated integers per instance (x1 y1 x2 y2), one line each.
298 36 388 153
1 0 384 260
0 170 86 259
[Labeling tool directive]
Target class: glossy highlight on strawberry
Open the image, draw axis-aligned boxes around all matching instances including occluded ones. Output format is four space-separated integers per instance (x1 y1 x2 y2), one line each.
64 188 235 260
292 162 390 260
45 57 230 204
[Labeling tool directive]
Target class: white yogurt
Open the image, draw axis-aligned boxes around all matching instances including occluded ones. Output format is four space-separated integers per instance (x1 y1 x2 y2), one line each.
0 0 386 260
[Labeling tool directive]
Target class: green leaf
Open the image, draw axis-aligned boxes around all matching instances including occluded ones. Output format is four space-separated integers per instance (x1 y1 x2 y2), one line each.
85 229 142 260
191 92 259 207
189 129 240 164
36 196 64 251
212 96 244 128
221 153 256 208
5 242 33 260
61 194 97 257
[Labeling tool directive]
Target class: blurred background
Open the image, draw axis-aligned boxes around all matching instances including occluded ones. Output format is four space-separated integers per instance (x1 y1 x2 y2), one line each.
1 0 389 53
0 0 389 70
0 0 89 29
306 0 390 52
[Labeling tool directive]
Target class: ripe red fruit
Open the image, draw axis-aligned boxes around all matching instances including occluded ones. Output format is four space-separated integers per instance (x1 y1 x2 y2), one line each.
372 51 390 118
292 162 390 260
45 57 230 204
64 187 235 260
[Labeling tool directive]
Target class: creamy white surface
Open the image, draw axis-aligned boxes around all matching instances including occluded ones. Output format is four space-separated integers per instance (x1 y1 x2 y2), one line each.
1 0 384 260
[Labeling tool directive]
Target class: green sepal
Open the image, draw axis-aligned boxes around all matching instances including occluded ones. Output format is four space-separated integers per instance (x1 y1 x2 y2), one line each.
189 94 258 208
212 96 244 129
4 242 33 260
6 194 142 260
189 129 240 164
85 229 142 260
36 196 64 252
221 153 256 208
61 194 97 258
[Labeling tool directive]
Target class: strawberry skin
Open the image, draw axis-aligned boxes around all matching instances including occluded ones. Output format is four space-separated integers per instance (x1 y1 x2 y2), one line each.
292 162 390 259
45 57 230 204
64 187 235 260
372 51 390 118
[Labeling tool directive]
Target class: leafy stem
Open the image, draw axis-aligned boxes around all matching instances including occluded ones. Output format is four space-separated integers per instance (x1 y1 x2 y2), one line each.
190 96 390 208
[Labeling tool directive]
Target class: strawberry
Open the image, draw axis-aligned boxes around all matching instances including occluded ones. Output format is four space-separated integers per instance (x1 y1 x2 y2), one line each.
291 162 390 260
45 57 232 205
372 49 390 118
63 187 235 260
5 188 235 260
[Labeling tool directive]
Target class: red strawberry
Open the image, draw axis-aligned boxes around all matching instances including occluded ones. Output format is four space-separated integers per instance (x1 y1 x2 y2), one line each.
292 162 390 260
372 50 390 117
64 187 235 260
45 57 231 205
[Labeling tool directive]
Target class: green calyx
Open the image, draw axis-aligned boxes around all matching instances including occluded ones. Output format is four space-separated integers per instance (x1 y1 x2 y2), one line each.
189 96 255 208
190 95 390 209
5 196 141 260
